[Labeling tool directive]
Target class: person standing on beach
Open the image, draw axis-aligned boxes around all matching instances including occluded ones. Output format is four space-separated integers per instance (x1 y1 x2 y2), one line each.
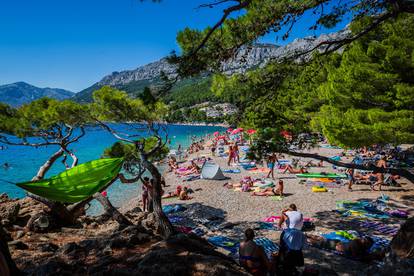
234 143 240 163
228 145 234 166
266 153 278 179
141 177 151 212
278 204 305 274
346 167 355 191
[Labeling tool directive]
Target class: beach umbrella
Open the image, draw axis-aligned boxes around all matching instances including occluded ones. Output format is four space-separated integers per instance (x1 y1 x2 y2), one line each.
227 128 233 132
231 128 242 135
246 129 257 135
213 131 220 136
280 130 292 139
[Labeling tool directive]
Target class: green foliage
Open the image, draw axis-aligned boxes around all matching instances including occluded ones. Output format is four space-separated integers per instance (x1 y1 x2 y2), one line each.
209 15 414 150
165 77 219 109
103 136 169 162
138 87 157 106
313 15 414 147
92 86 168 123
0 98 90 139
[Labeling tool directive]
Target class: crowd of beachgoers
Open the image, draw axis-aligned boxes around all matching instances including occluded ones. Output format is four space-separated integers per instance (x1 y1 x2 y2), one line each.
133 128 414 275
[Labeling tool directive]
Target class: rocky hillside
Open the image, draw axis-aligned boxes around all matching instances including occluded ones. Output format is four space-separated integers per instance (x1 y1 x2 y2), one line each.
74 28 350 102
0 82 74 107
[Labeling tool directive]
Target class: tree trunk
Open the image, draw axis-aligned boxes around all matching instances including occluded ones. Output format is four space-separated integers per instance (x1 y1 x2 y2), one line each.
283 150 414 183
67 176 120 217
93 193 132 226
31 148 64 181
141 156 175 239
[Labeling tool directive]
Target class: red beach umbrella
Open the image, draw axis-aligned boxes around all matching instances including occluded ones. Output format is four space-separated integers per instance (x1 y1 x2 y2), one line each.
246 129 257 135
213 131 220 136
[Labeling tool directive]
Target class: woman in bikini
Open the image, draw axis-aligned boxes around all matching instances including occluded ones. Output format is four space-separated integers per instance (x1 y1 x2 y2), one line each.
239 228 274 276
282 165 308 174
252 180 284 196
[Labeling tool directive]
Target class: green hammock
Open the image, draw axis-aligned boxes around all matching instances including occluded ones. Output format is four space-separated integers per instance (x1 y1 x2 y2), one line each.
17 158 124 203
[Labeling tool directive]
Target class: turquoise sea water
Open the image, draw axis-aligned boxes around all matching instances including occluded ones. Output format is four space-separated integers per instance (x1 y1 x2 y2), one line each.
0 124 223 214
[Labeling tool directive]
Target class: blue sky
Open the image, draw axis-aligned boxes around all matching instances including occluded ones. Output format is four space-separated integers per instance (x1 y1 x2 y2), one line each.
0 0 348 92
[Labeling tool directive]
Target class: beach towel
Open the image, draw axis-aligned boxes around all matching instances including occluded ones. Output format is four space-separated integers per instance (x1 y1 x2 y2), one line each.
305 181 343 188
296 173 347 179
162 204 186 214
254 237 279 258
192 228 205 236
207 236 239 254
351 219 400 236
223 169 241 174
309 231 390 261
175 225 193 234
168 215 184 224
257 222 278 230
336 200 390 219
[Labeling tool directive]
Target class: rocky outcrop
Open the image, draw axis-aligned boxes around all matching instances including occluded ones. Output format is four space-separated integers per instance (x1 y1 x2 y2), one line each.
96 58 177 87
6 205 248 276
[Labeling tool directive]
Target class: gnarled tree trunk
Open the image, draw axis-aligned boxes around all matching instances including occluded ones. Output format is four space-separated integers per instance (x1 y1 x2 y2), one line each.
141 155 175 239
94 193 132 226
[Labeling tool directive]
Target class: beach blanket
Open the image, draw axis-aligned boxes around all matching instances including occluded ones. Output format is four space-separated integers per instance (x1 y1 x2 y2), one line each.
257 222 278 230
254 237 280 259
192 228 205 236
305 181 343 188
207 236 239 254
336 200 390 219
175 225 193 234
248 168 270 174
162 204 186 214
351 219 400 236
168 215 184 224
223 169 241 174
309 231 390 261
297 173 347 179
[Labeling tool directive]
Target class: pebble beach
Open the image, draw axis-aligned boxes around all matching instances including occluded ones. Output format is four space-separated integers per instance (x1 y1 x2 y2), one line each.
152 140 414 275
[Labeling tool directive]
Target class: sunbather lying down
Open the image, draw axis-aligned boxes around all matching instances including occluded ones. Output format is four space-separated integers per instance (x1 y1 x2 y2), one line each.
306 234 385 261
282 165 308 174
252 180 284 196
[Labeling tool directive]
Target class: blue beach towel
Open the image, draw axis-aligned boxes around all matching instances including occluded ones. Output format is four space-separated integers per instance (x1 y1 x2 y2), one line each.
223 169 241 174
162 204 186 214
207 236 239 254
167 215 184 224
254 237 279 259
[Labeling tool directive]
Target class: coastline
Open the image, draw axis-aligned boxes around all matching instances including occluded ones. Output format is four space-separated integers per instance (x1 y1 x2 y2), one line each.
166 121 230 128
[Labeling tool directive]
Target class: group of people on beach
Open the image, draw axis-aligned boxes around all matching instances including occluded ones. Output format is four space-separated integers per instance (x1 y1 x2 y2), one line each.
239 203 386 275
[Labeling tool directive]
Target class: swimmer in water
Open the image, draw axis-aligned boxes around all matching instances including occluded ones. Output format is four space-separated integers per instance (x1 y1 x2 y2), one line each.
3 163 10 170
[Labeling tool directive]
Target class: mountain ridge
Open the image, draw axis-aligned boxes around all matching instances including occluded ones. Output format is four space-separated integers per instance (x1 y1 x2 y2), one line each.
74 28 349 102
0 82 74 107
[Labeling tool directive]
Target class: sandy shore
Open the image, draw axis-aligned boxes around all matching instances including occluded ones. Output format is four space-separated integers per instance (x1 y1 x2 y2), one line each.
156 143 414 275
